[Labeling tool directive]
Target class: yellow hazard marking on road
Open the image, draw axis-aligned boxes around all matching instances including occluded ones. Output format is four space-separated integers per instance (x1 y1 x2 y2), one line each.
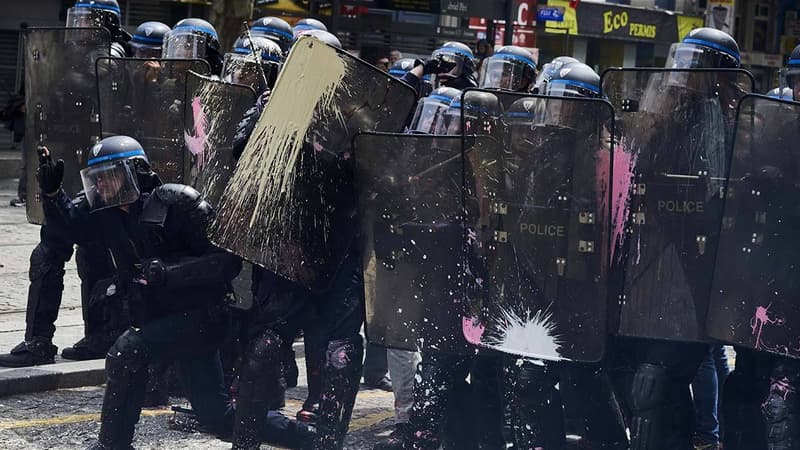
0 409 172 430
0 389 393 431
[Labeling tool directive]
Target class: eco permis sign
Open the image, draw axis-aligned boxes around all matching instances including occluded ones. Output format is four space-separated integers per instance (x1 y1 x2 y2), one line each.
577 2 679 43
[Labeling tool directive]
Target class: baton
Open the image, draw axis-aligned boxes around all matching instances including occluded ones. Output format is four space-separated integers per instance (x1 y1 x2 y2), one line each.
242 21 271 90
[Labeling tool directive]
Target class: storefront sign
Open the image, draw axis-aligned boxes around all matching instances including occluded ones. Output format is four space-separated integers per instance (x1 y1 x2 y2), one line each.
576 2 678 43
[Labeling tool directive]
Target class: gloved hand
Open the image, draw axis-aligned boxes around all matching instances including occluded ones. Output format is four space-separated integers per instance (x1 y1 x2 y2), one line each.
37 146 64 195
415 57 457 75
136 259 167 287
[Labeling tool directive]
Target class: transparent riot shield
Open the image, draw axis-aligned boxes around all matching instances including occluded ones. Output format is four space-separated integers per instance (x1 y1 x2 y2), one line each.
96 58 210 184
24 27 111 224
355 133 473 353
461 89 615 362
183 71 257 208
209 36 416 289
601 68 754 342
706 94 800 357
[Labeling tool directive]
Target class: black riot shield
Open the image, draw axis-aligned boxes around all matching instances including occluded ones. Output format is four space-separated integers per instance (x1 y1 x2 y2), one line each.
706 95 800 357
601 68 754 342
24 27 111 224
96 58 210 184
183 71 257 207
355 133 473 353
209 36 416 289
461 89 615 362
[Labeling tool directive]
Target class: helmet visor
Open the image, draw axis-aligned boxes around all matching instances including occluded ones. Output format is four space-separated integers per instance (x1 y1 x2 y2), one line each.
482 59 527 91
66 6 116 29
534 97 583 129
222 52 279 92
431 47 469 79
544 79 600 98
409 96 451 134
130 41 162 59
668 42 739 69
80 160 141 212
163 30 208 60
437 106 462 135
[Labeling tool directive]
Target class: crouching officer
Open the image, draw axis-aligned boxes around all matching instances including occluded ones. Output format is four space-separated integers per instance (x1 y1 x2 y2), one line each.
35 136 311 449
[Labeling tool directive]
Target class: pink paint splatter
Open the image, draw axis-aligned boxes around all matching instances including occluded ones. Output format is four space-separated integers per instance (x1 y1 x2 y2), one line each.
595 143 636 266
313 141 324 153
184 96 208 169
611 144 636 263
751 303 785 350
462 315 485 344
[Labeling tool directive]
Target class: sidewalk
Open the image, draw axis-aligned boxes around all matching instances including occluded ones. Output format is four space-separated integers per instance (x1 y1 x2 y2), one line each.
0 177 104 396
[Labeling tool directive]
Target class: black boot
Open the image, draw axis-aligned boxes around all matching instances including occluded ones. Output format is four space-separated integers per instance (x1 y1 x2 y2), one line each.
0 338 57 367
373 422 413 450
233 330 286 450
61 336 110 361
96 330 149 449
313 337 364 450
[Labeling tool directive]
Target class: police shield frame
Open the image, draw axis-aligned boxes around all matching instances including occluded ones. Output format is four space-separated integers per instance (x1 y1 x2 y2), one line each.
601 68 754 342
209 36 417 289
95 57 211 184
183 71 257 208
24 27 112 224
707 94 800 358
460 89 615 362
355 133 473 353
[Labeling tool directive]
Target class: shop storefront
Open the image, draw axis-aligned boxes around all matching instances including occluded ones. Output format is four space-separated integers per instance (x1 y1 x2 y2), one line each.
539 0 703 71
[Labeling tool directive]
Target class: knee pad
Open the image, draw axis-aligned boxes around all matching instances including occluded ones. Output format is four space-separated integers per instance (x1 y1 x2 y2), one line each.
763 362 800 450
29 243 67 282
241 329 283 379
106 328 150 377
630 363 668 413
629 363 668 450
325 337 364 371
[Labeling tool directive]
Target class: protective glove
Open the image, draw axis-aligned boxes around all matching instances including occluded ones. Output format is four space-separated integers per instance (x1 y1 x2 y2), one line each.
136 259 167 287
36 146 64 195
415 57 457 75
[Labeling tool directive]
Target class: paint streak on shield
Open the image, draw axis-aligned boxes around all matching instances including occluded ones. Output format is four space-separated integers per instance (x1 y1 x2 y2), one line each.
185 95 208 169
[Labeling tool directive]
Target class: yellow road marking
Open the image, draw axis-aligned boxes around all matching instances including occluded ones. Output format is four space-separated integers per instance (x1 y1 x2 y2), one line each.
0 409 172 430
0 389 393 431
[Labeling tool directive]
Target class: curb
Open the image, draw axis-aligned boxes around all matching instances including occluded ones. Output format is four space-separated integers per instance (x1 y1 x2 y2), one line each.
0 359 106 397
0 341 307 397
0 151 21 180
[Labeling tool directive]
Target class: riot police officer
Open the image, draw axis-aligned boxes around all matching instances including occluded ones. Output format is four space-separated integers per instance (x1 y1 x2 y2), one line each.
479 45 538 93
65 0 130 57
129 21 170 59
222 35 283 94
0 0 132 368
610 27 743 450
230 32 360 450
784 43 800 101
292 18 328 38
34 136 313 449
250 16 294 54
401 41 479 97
162 18 223 74
407 86 460 134
532 56 578 94
499 62 628 450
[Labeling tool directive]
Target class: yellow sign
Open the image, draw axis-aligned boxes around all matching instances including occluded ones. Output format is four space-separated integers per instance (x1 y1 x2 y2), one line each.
602 10 656 38
677 15 704 41
545 0 578 35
